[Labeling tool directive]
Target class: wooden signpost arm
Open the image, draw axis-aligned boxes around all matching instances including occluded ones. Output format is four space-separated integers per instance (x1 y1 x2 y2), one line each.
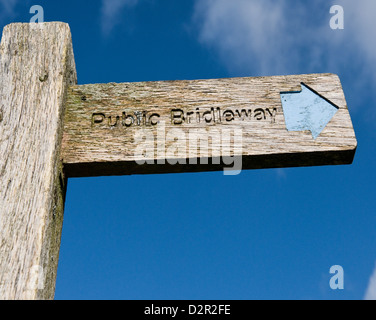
0 23 76 300
62 74 356 177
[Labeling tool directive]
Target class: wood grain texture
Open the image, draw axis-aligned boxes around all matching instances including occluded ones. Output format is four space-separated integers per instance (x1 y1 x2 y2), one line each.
0 23 76 300
62 74 356 177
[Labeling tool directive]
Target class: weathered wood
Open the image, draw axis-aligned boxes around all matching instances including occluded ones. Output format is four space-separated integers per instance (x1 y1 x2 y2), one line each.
62 74 356 177
0 23 76 300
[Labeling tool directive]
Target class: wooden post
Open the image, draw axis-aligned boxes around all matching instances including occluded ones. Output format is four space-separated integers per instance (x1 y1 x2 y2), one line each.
0 23 76 300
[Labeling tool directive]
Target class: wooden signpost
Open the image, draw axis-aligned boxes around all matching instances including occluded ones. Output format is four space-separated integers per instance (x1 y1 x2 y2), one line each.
0 23 357 300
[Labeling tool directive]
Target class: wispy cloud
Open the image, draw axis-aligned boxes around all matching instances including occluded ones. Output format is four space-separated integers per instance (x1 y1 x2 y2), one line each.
365 263 376 300
193 0 376 92
0 0 19 22
101 0 139 36
0 0 18 14
340 0 376 79
193 0 326 76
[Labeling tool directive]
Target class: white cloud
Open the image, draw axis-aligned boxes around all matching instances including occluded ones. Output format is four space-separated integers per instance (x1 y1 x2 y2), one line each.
340 1 376 73
194 0 289 75
193 0 329 76
365 264 376 300
101 0 139 36
193 0 376 90
343 1 376 59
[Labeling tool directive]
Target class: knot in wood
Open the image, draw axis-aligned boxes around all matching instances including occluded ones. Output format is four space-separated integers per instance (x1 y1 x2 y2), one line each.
39 73 49 82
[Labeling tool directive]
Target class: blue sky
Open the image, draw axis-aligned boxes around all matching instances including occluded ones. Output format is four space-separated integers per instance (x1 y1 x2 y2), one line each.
1 0 376 300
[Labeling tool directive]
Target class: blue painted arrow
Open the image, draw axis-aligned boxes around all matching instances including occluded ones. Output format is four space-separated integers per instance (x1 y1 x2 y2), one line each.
280 83 339 139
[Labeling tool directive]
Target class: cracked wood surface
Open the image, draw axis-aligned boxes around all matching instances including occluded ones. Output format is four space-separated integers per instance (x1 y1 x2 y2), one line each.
0 23 76 300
